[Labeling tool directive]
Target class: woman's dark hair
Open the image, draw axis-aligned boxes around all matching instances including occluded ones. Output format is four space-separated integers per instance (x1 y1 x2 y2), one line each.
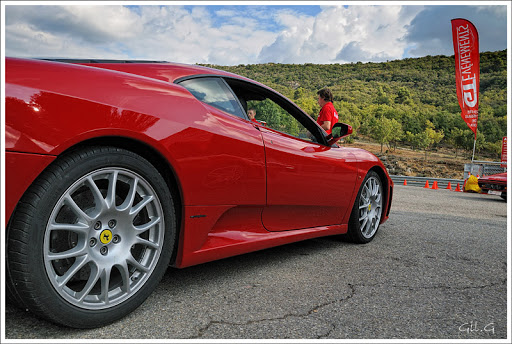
317 88 333 103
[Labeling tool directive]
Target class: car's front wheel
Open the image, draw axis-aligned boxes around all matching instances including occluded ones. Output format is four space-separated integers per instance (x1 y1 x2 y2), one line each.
345 170 383 244
6 147 176 328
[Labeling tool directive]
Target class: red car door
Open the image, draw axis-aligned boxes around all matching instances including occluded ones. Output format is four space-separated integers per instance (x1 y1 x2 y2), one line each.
176 77 266 206
260 126 357 231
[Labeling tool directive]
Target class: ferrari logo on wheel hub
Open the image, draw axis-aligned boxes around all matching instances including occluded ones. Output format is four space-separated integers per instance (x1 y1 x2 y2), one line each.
100 229 113 244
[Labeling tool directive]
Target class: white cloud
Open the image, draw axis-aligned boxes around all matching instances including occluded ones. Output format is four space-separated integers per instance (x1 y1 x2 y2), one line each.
6 5 142 43
259 5 424 64
3 4 508 65
128 5 277 64
258 10 316 63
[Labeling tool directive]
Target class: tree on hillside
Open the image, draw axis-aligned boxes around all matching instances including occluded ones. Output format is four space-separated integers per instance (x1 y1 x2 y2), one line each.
395 86 412 105
293 87 305 99
375 86 391 105
424 120 445 160
388 118 404 151
405 130 430 159
369 116 402 153
482 141 502 160
295 97 319 119
448 127 468 158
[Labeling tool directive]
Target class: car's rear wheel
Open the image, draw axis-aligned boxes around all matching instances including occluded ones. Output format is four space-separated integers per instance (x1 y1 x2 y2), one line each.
345 170 383 244
6 147 175 328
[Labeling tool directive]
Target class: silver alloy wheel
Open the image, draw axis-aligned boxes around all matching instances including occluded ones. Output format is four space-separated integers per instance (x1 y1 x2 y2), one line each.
357 175 383 239
43 168 165 310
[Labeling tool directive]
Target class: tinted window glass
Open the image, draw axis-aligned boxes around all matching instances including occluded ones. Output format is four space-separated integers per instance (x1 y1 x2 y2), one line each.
179 78 245 118
225 78 324 144
247 99 317 143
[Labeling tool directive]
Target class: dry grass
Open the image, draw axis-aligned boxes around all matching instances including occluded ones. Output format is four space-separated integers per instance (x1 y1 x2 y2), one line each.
344 140 476 179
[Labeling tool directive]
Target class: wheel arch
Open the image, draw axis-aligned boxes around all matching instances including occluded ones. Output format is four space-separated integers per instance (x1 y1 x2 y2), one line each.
368 165 392 221
55 136 184 264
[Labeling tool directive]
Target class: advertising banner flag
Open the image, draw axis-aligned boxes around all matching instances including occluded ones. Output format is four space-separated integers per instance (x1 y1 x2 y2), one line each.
451 18 480 139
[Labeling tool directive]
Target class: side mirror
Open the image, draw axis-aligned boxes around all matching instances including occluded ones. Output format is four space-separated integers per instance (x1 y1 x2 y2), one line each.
327 122 353 145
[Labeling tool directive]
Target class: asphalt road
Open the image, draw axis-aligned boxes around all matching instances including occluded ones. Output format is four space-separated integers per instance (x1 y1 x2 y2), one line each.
3 186 509 340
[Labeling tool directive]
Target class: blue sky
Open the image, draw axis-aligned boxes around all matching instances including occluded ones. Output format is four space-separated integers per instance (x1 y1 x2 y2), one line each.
2 2 509 65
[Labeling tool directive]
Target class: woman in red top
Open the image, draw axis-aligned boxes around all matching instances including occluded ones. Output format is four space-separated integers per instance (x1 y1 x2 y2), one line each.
316 88 338 135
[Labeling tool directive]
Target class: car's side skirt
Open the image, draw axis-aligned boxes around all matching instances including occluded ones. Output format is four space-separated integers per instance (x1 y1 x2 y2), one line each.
173 205 348 268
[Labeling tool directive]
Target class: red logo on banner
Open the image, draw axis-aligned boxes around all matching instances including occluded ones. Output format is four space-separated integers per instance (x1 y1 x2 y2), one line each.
501 137 507 168
451 18 480 139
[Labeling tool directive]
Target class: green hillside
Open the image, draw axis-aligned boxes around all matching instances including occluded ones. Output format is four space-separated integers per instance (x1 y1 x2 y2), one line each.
202 50 507 159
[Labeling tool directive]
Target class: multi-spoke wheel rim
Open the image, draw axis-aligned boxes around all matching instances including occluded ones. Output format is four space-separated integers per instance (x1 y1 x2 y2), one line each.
43 168 165 310
357 176 382 239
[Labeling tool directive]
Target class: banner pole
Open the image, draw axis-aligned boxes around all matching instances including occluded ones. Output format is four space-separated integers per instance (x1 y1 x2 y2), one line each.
471 137 476 163
470 137 477 177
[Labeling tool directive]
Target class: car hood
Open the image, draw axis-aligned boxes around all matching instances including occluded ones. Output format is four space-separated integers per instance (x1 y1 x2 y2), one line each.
479 172 507 182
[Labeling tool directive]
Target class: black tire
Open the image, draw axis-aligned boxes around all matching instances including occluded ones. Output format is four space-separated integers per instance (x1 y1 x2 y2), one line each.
5 255 25 307
5 147 176 328
344 170 383 244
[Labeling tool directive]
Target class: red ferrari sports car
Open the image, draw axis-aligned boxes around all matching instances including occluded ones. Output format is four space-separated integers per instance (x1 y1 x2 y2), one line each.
477 172 507 200
5 57 393 328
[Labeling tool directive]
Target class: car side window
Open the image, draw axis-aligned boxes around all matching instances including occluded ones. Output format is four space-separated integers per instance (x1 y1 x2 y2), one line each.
179 77 246 119
247 99 317 143
223 78 324 144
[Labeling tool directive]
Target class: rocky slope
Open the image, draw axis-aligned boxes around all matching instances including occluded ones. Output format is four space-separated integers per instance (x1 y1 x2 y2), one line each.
345 141 476 179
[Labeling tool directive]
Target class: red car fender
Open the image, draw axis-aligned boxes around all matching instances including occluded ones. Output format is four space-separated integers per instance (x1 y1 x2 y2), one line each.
350 148 393 224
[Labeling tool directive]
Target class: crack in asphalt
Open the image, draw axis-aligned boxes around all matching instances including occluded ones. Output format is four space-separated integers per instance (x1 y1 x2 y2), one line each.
191 284 356 339
319 281 506 339
349 281 507 292
190 280 506 339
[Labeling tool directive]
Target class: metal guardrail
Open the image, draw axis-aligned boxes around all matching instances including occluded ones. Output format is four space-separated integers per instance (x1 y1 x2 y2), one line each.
390 159 506 188
464 161 506 180
390 175 464 189
472 160 507 165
